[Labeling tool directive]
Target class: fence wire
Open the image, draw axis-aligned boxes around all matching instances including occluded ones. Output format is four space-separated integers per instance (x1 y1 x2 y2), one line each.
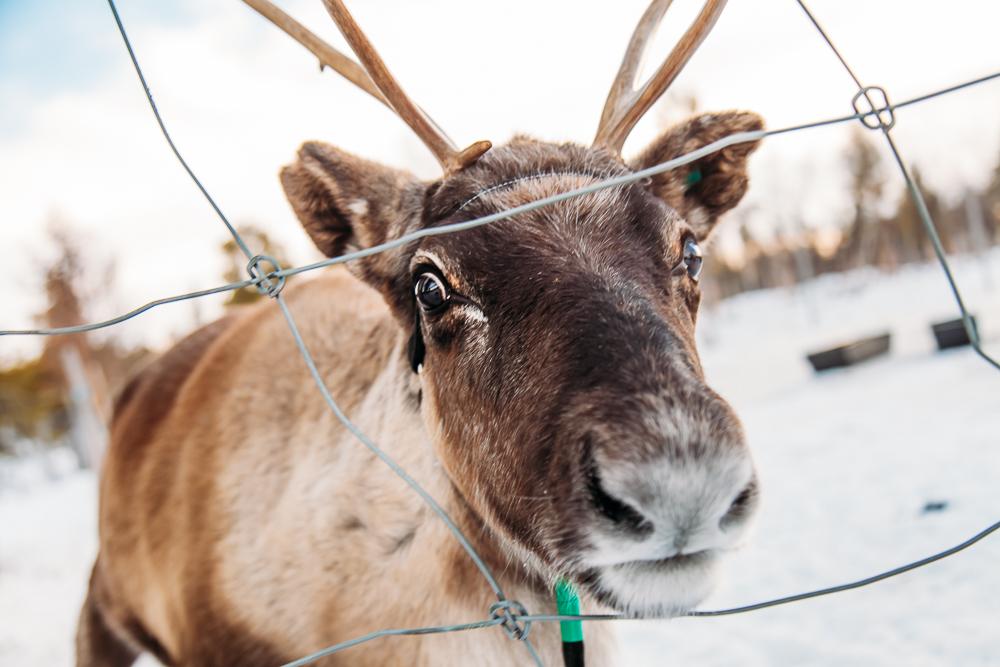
2 1 999 665
792 0 999 372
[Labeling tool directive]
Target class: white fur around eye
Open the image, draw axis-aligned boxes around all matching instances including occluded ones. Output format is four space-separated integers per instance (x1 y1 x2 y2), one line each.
347 199 369 217
457 304 488 323
685 207 709 234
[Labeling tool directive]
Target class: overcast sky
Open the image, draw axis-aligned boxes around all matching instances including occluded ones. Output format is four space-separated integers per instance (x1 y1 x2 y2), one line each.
1 0 999 359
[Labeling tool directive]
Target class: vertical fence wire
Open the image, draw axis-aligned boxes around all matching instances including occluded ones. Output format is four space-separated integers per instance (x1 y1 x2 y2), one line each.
794 0 999 371
103 0 511 610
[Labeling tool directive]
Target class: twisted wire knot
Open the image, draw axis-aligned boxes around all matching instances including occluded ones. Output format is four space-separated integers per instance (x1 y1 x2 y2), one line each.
247 254 286 298
489 600 532 641
852 85 895 130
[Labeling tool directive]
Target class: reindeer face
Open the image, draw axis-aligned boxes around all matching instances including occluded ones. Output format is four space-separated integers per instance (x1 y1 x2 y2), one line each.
281 111 763 616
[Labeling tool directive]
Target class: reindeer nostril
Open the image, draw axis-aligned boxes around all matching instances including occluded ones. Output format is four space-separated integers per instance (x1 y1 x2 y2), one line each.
586 463 652 534
721 480 758 528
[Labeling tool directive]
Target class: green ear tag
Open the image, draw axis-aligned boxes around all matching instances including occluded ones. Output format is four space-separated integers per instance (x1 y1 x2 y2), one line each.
555 579 584 643
685 168 703 188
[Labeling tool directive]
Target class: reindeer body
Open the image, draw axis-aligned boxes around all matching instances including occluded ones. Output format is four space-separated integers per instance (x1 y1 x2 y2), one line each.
78 130 762 665
79 268 615 665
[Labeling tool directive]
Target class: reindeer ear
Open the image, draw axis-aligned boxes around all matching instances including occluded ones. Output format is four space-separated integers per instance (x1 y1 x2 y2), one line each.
631 111 763 239
280 141 424 258
280 142 426 317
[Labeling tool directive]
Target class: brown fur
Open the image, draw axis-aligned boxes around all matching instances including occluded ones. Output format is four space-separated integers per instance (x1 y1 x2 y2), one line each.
80 113 762 666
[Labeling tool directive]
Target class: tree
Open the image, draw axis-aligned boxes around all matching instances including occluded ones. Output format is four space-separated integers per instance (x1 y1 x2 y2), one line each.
35 225 113 467
220 225 291 306
0 357 66 455
982 148 1000 244
0 222 152 462
837 128 886 269
890 167 947 262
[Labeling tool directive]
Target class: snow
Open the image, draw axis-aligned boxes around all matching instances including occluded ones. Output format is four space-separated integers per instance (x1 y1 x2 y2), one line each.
0 457 96 666
2 253 999 666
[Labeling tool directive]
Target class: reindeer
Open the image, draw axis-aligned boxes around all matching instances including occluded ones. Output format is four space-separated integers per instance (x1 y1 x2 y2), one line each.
77 1 763 665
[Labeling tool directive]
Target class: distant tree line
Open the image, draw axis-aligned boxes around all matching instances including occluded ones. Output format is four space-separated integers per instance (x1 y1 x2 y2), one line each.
702 129 1000 301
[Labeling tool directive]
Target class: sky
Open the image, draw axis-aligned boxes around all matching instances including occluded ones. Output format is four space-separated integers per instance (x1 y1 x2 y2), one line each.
1 0 999 359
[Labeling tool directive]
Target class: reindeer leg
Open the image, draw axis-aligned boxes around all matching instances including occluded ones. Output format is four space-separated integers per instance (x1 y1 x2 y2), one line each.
75 559 140 667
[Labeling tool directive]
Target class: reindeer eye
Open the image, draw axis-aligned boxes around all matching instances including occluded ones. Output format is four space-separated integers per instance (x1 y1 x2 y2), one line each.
682 236 703 282
414 272 449 312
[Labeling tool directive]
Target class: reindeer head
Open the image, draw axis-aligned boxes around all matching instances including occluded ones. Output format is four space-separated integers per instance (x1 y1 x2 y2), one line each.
274 0 760 616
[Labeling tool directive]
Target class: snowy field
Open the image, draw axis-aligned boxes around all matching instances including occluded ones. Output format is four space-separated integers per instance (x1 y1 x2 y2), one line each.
2 253 999 666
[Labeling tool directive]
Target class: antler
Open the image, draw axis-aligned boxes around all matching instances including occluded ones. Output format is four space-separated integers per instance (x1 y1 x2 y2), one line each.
594 0 727 154
241 0 490 173
242 0 387 106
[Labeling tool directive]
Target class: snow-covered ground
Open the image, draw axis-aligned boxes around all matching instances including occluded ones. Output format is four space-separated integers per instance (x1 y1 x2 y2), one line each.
2 253 999 666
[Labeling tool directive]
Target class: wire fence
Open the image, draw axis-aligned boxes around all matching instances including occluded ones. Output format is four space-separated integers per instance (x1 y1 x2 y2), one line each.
2 1 999 665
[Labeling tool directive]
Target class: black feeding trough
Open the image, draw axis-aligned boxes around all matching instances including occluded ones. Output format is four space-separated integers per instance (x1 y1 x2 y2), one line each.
806 333 891 372
931 316 978 351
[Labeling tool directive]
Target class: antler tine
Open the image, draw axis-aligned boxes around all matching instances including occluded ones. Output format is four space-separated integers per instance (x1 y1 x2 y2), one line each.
320 0 490 173
596 0 673 139
241 0 390 108
241 0 490 173
594 0 727 154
